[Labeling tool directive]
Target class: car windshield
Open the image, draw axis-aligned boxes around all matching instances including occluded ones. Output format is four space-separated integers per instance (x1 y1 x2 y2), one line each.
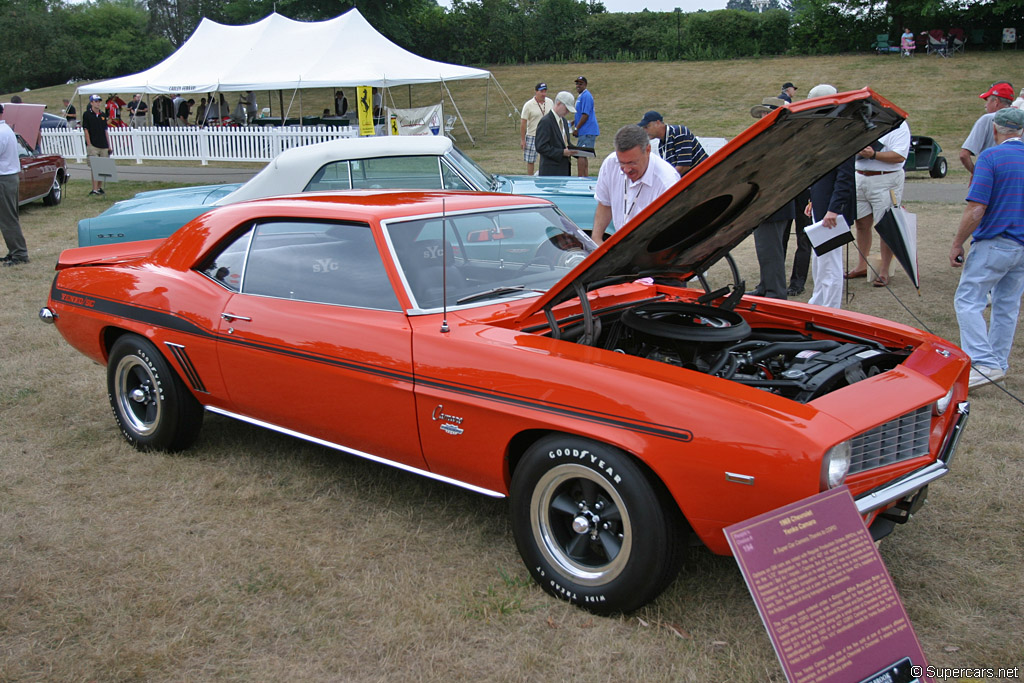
385 205 595 311
447 146 500 191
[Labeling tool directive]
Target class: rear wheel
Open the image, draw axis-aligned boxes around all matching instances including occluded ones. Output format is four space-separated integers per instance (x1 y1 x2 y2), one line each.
511 435 682 613
930 156 948 179
107 335 203 452
42 176 63 206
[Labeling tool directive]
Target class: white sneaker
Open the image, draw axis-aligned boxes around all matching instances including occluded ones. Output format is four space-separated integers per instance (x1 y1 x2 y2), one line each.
968 366 1006 389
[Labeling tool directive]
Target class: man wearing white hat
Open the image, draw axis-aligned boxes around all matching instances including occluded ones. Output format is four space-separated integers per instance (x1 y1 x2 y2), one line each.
535 91 577 176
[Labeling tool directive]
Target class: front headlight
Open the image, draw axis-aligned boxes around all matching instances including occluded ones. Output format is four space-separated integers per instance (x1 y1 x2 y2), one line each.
822 441 851 489
934 386 955 415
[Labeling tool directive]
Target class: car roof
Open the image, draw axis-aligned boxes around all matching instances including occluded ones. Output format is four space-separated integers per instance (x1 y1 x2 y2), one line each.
152 190 551 268
216 135 456 206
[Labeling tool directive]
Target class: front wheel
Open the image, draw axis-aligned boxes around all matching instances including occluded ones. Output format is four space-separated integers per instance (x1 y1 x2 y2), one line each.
42 176 63 206
107 334 203 452
511 435 682 613
930 156 948 179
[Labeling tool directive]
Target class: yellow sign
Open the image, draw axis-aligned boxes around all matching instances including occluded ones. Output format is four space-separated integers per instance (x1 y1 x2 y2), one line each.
390 116 399 136
357 86 375 136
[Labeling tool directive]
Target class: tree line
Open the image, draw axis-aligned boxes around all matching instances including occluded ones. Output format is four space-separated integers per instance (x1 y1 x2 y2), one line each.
1 0 1019 95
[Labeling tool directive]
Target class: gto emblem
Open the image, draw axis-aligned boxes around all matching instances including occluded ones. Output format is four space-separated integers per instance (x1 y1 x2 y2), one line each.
432 404 464 436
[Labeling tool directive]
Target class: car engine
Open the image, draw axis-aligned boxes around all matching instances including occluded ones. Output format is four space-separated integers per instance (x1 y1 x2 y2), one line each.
597 301 907 403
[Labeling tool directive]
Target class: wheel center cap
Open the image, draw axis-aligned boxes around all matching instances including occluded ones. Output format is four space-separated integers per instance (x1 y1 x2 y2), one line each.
129 387 148 403
572 515 590 534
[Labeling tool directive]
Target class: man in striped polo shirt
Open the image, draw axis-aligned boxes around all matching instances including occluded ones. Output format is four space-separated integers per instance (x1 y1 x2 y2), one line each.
950 107 1024 390
638 111 708 178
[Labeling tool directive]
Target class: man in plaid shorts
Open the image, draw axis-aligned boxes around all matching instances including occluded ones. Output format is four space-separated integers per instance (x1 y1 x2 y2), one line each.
520 83 553 175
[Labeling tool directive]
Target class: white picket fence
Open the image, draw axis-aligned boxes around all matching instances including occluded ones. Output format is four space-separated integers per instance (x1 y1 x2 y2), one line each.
40 125 360 165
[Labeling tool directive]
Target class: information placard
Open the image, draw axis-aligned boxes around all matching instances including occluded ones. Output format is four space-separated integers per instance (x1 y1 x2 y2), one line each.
725 487 932 683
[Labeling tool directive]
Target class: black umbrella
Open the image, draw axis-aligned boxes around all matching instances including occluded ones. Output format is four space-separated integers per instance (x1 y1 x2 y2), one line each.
873 201 919 289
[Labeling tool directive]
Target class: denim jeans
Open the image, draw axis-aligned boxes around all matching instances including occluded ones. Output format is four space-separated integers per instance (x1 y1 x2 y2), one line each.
954 235 1024 370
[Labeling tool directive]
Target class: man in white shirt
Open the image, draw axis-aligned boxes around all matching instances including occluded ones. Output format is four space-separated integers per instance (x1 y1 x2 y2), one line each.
520 83 554 175
845 120 911 286
0 105 28 266
591 125 680 244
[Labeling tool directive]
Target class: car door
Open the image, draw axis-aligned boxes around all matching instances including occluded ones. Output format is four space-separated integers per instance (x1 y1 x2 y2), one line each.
207 218 427 470
17 136 49 202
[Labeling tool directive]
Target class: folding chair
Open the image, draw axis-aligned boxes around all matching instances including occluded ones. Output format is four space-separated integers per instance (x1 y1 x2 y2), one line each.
926 29 949 57
948 28 965 54
870 34 892 54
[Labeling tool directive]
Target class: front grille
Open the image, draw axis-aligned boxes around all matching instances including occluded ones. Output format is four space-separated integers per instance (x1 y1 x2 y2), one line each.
850 406 931 473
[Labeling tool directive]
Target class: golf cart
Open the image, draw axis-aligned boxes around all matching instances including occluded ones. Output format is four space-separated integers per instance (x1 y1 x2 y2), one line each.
905 135 947 178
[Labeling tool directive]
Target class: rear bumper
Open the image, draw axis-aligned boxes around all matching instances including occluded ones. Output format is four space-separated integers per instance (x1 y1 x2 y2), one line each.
855 400 969 515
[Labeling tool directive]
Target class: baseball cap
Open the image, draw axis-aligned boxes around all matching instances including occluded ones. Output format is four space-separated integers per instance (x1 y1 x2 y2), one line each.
637 110 663 127
980 83 1014 100
89 94 102 101
554 91 576 114
535 83 547 91
782 82 797 90
994 107 1024 130
575 76 587 84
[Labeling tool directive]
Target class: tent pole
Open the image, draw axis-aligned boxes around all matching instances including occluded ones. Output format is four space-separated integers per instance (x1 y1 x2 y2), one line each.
408 84 412 108
441 78 474 146
484 77 489 135
278 91 284 122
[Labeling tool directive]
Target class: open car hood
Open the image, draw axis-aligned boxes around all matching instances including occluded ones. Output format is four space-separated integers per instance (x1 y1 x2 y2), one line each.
1 103 45 149
516 88 906 322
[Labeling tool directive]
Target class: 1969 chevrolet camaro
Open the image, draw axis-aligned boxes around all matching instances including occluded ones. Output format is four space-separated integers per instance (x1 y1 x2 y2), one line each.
43 90 969 613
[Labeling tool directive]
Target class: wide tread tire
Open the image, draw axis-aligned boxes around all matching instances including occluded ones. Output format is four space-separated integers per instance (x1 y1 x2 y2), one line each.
107 335 203 452
511 435 682 613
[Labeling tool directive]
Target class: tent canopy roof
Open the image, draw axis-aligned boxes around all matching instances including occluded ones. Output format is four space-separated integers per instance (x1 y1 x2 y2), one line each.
77 9 491 95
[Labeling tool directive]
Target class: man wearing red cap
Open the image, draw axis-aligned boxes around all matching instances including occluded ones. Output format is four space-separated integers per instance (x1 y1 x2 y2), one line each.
959 82 1015 175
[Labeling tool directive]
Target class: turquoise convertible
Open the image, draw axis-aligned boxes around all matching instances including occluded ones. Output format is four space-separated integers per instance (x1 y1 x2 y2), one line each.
77 136 600 246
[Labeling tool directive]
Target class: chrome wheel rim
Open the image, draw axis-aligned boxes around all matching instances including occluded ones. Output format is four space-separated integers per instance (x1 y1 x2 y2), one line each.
530 464 632 585
114 355 161 436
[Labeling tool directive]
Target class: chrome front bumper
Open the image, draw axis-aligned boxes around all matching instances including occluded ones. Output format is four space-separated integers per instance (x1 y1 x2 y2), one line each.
855 401 970 515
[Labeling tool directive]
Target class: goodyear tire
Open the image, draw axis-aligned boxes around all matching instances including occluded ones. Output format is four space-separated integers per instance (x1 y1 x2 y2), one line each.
107 335 203 452
511 435 682 613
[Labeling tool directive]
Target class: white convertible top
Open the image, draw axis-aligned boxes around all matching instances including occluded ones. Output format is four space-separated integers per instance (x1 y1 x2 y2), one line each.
216 136 455 206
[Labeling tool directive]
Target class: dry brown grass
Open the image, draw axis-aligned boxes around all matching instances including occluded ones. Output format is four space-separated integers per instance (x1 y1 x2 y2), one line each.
4 52 1024 680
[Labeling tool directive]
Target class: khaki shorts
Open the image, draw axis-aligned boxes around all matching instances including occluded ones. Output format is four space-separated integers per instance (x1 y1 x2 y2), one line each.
856 170 904 222
88 147 110 158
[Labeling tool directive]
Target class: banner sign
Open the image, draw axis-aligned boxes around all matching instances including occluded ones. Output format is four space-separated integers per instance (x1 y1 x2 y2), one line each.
387 104 443 136
725 487 932 683
356 86 374 137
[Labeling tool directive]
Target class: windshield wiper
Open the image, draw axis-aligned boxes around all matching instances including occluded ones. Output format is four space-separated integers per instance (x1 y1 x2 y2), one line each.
456 285 541 306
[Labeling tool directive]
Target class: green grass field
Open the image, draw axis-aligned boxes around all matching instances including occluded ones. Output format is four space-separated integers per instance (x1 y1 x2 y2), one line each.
3 52 1024 681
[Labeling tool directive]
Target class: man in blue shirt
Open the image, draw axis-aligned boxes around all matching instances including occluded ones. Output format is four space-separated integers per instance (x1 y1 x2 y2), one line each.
950 107 1024 389
638 110 709 177
571 76 599 177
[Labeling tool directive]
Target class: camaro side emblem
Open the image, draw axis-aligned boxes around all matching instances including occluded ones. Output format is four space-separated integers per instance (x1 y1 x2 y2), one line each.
432 404 464 436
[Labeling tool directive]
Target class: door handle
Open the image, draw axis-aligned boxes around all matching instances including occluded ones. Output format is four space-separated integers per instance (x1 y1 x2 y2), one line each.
221 312 252 322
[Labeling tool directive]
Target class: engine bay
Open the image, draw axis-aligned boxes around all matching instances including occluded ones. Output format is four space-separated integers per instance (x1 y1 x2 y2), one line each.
553 298 909 403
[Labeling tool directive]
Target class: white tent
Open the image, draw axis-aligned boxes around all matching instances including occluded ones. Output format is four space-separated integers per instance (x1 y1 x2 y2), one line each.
75 9 514 141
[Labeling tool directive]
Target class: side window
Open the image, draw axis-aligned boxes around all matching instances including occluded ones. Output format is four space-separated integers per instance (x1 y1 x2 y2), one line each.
304 161 351 192
349 156 443 190
441 162 474 191
199 226 253 292
241 220 400 311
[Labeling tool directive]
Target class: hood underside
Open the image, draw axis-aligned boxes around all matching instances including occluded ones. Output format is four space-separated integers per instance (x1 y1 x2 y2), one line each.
518 88 906 322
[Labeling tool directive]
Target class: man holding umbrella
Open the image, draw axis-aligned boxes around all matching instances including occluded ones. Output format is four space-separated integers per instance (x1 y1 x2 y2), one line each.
950 107 1024 390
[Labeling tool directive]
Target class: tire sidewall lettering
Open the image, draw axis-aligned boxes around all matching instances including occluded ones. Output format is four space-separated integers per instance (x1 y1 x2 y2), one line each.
546 447 623 484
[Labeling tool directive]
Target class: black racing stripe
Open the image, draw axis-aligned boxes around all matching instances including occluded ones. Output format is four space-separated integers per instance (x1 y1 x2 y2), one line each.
415 375 693 443
53 285 692 444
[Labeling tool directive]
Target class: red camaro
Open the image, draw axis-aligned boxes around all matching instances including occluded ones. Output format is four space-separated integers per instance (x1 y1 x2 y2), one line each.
41 90 969 612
